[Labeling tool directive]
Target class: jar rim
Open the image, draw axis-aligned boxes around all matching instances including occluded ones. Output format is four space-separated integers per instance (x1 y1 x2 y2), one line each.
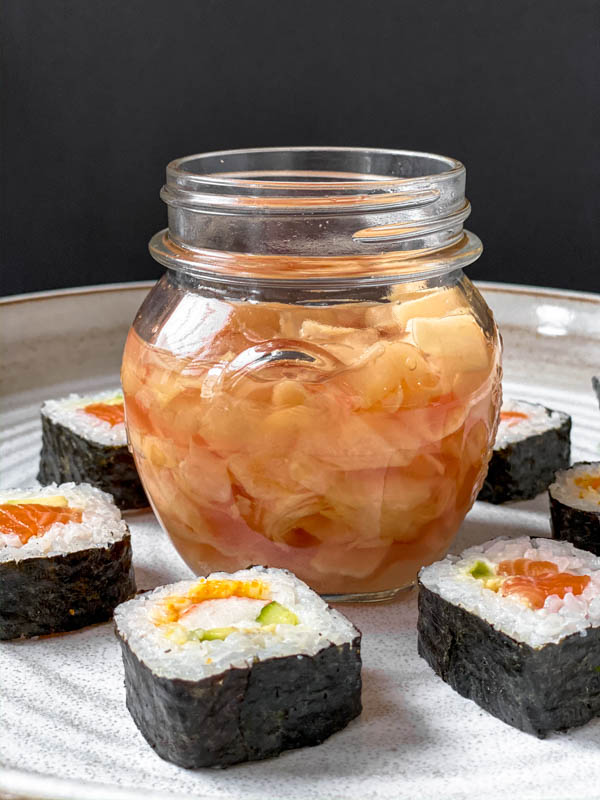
152 146 482 279
165 146 464 201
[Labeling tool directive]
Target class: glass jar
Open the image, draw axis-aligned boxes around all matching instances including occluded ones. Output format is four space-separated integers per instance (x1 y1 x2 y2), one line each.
122 147 502 601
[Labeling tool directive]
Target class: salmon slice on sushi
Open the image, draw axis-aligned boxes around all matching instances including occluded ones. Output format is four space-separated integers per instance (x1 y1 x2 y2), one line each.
0 483 136 639
114 566 362 768
418 536 600 737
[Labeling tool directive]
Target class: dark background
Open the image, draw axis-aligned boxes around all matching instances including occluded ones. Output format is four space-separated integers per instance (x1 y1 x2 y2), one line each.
2 0 598 296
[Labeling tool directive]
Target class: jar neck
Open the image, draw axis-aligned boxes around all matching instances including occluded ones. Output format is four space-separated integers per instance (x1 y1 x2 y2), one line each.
150 147 483 282
166 264 467 305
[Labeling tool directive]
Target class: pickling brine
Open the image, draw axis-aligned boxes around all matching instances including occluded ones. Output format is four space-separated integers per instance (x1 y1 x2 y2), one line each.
122 283 500 595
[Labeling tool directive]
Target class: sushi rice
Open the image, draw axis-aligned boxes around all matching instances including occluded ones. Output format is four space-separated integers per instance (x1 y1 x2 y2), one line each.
550 462 600 513
115 566 359 681
495 398 568 448
420 536 600 649
40 390 126 446
0 482 129 561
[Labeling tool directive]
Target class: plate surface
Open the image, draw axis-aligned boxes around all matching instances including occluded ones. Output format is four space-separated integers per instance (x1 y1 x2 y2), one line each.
1 281 600 800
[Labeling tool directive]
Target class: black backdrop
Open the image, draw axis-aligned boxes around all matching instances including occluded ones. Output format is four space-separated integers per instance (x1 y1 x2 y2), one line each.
2 0 598 296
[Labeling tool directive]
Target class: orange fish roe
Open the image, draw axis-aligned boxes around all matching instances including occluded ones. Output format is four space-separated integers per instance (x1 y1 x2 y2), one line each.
152 578 270 624
0 503 83 544
499 410 529 425
83 402 125 427
497 559 590 609
574 474 600 494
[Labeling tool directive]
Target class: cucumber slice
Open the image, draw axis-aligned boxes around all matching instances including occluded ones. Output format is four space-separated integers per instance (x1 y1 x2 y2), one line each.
200 627 236 641
256 601 299 626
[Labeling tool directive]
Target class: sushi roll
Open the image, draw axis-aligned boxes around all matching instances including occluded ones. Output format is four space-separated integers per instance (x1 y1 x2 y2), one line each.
550 462 600 555
114 566 362 768
38 389 147 510
0 483 136 640
418 536 600 737
478 398 571 504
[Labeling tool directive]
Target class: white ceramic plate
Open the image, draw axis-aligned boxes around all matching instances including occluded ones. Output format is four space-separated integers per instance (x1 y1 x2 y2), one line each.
1 282 599 800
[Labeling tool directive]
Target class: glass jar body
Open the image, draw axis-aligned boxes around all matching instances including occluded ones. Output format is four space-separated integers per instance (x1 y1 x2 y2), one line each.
122 268 501 599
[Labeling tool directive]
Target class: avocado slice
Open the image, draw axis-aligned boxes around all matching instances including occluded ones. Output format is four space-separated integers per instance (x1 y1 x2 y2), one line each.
256 601 299 626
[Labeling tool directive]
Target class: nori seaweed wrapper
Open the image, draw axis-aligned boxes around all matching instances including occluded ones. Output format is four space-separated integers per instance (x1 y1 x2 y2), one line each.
478 409 571 504
593 376 600 409
38 414 148 510
417 581 600 737
116 630 362 768
0 533 136 640
550 477 600 556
